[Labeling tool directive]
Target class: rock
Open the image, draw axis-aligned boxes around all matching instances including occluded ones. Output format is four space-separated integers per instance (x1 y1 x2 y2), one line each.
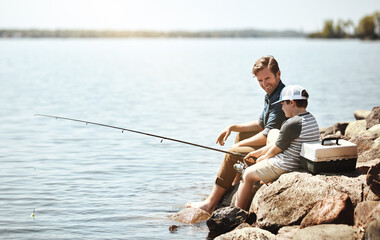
356 158 380 174
206 206 248 236
368 124 380 139
354 110 371 120
235 222 253 229
358 141 380 163
354 201 380 230
366 106 380 130
367 162 380 197
214 226 275 240
250 172 341 232
300 193 354 228
346 133 377 162
250 172 377 232
345 120 367 140
276 226 300 240
168 225 179 232
365 219 380 240
171 207 210 224
292 224 359 240
320 122 349 139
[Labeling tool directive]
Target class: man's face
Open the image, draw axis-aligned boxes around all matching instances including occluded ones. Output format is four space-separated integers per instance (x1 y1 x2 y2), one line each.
256 67 281 95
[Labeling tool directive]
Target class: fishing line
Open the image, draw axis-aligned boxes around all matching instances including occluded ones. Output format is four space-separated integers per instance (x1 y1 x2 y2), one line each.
35 114 246 158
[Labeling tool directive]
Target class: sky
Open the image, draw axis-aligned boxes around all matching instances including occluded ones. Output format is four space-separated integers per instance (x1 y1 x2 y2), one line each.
0 0 379 33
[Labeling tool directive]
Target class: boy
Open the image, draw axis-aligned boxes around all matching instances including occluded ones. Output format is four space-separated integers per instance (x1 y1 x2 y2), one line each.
235 85 320 210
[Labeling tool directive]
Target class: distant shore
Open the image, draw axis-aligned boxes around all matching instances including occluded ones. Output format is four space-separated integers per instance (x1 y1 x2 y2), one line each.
0 29 305 38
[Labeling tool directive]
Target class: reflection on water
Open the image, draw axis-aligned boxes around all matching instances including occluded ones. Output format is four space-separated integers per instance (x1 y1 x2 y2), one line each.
0 38 379 239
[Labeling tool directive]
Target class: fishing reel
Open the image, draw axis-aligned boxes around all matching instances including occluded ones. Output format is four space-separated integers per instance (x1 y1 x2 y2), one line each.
234 160 248 173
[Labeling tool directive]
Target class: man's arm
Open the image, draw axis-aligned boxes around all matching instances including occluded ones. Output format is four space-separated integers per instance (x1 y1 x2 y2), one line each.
233 131 267 148
216 120 264 146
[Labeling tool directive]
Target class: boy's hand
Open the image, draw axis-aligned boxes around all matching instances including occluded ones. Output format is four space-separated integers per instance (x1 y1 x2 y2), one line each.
244 150 259 163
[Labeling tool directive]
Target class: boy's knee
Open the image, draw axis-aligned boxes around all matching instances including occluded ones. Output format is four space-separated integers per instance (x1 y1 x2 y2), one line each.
243 167 261 183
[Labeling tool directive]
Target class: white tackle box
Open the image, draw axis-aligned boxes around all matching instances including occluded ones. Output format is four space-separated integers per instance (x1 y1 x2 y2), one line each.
300 137 358 174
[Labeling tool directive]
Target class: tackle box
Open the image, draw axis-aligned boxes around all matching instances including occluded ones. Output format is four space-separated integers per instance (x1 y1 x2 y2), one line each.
300 137 358 174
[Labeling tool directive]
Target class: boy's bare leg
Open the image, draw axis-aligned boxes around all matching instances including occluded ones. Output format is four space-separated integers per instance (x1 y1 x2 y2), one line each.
187 184 226 214
235 167 261 210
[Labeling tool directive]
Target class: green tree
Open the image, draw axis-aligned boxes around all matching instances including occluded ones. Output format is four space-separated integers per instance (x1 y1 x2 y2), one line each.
343 20 355 36
335 20 345 38
321 20 335 38
357 13 377 39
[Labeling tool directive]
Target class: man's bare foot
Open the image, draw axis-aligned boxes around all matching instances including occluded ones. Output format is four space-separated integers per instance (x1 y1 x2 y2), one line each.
186 199 215 214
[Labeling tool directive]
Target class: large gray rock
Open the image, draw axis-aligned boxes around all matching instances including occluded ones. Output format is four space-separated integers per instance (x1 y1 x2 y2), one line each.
250 172 377 232
359 140 380 163
354 110 371 120
320 122 349 139
206 206 249 236
368 124 380 139
367 162 380 197
171 207 210 224
276 226 300 240
354 201 380 230
250 172 340 232
292 224 358 240
356 158 380 174
345 120 367 140
365 219 380 240
300 193 354 228
366 106 380 129
214 226 275 240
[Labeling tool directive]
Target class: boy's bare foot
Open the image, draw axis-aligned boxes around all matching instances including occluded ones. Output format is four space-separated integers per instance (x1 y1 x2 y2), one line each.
186 199 215 214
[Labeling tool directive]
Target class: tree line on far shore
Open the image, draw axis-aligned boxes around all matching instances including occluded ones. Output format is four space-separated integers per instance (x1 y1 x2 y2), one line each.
0 29 304 39
309 11 380 39
1 11 379 39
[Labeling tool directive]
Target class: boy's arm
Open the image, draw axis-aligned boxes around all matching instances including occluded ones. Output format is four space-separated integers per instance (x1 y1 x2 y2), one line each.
256 144 283 163
256 116 303 162
244 144 272 160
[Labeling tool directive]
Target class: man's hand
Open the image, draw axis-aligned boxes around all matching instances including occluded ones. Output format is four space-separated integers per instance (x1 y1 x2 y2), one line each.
216 126 232 146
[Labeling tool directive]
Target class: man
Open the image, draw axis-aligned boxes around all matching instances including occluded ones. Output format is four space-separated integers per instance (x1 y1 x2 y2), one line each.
187 55 287 213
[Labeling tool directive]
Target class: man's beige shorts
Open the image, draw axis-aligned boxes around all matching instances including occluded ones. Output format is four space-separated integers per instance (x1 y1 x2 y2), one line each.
253 158 287 183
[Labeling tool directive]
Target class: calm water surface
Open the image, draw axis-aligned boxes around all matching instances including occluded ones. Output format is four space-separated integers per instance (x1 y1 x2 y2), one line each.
0 38 379 239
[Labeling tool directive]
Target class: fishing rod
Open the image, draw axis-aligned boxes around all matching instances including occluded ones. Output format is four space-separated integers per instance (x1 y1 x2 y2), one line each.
35 114 246 158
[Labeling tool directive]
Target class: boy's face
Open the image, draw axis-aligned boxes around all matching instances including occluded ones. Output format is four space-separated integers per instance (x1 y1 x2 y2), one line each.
281 100 293 117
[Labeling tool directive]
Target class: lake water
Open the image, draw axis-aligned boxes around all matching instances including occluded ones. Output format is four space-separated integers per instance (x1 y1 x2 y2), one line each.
0 38 379 239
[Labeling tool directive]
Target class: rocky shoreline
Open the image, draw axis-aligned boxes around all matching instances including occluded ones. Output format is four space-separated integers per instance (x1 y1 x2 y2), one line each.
172 106 380 239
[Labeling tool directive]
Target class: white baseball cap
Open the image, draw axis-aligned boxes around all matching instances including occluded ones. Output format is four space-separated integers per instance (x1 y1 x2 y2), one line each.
272 85 308 105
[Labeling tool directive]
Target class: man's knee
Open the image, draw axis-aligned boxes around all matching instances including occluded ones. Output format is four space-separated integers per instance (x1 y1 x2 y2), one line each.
223 153 241 165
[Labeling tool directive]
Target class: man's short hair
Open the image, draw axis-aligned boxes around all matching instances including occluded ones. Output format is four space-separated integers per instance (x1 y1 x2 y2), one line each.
252 55 280 77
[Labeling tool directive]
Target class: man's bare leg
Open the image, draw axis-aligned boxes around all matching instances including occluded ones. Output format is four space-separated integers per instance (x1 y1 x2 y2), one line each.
232 173 241 185
187 184 226 214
